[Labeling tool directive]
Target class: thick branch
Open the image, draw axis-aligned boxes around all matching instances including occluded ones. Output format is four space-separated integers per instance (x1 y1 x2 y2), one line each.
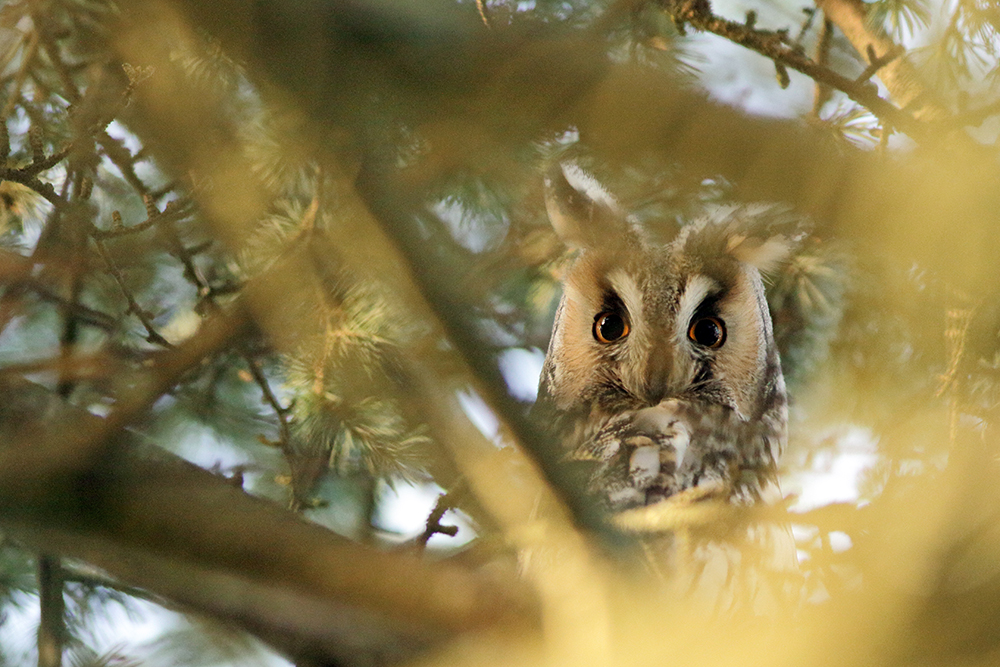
0 377 537 665
355 159 613 543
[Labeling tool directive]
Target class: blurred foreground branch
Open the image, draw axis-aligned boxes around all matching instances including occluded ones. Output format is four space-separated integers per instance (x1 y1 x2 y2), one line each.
354 158 611 541
121 0 1000 294
0 377 537 665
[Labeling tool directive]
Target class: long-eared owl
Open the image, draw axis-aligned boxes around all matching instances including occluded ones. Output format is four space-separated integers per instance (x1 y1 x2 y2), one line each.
535 163 794 512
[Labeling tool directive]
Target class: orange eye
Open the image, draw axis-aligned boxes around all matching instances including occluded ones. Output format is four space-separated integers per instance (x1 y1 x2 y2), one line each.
688 316 726 348
593 312 629 343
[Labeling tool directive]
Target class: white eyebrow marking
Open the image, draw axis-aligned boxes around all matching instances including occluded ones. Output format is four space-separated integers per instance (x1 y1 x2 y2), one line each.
607 268 643 324
677 274 717 336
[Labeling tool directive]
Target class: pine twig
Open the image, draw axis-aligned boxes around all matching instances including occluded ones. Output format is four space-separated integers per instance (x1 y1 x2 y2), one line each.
855 44 904 85
91 199 192 240
793 7 817 48
242 352 308 511
812 16 834 117
1 28 38 119
93 232 174 348
31 11 82 104
24 145 71 176
97 130 153 197
659 0 926 141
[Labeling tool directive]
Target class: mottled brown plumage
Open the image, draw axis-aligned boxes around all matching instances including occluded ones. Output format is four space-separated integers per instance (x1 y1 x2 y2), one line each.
536 163 793 512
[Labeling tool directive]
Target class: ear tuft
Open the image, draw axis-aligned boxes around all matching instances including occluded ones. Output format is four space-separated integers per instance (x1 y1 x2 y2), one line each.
728 234 794 273
544 162 626 249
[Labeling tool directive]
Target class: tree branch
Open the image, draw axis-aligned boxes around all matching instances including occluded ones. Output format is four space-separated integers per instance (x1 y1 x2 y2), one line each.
36 555 65 667
0 377 537 665
354 158 614 543
660 0 929 140
815 0 947 122
93 234 175 347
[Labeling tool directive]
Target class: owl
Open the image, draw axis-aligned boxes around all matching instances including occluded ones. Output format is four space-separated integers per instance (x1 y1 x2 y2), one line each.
535 163 794 513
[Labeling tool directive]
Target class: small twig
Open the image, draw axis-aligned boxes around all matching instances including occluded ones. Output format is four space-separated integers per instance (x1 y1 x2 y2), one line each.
32 11 82 103
97 130 151 197
90 123 218 326
242 351 302 511
155 212 216 310
0 123 72 197
418 492 460 548
815 0 951 125
877 120 892 154
91 200 192 240
243 355 292 441
774 61 791 89
150 180 180 200
93 234 174 348
854 44 903 85
0 275 117 331
37 555 65 667
812 16 834 117
91 127 214 312
1 29 38 119
24 146 70 175
475 0 491 28
794 7 817 48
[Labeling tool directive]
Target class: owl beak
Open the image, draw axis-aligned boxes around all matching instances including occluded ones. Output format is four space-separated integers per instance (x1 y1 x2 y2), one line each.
642 348 673 405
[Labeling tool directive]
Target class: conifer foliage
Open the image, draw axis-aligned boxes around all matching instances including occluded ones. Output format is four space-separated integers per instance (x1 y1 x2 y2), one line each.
1 0 1000 666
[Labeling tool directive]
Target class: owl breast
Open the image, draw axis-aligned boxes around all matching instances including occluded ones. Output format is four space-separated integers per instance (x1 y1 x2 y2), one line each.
536 163 791 510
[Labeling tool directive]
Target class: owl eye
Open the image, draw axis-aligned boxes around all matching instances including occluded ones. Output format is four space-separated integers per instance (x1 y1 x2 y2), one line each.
593 312 630 344
688 316 726 348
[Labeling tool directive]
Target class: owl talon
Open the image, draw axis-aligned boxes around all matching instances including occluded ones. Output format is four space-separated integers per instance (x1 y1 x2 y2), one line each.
628 445 660 488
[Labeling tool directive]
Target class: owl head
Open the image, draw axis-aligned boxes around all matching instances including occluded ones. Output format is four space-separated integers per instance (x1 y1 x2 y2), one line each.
538 163 795 430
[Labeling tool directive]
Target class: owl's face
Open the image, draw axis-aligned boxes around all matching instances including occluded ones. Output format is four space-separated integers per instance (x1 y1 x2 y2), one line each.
544 235 779 420
538 164 790 436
